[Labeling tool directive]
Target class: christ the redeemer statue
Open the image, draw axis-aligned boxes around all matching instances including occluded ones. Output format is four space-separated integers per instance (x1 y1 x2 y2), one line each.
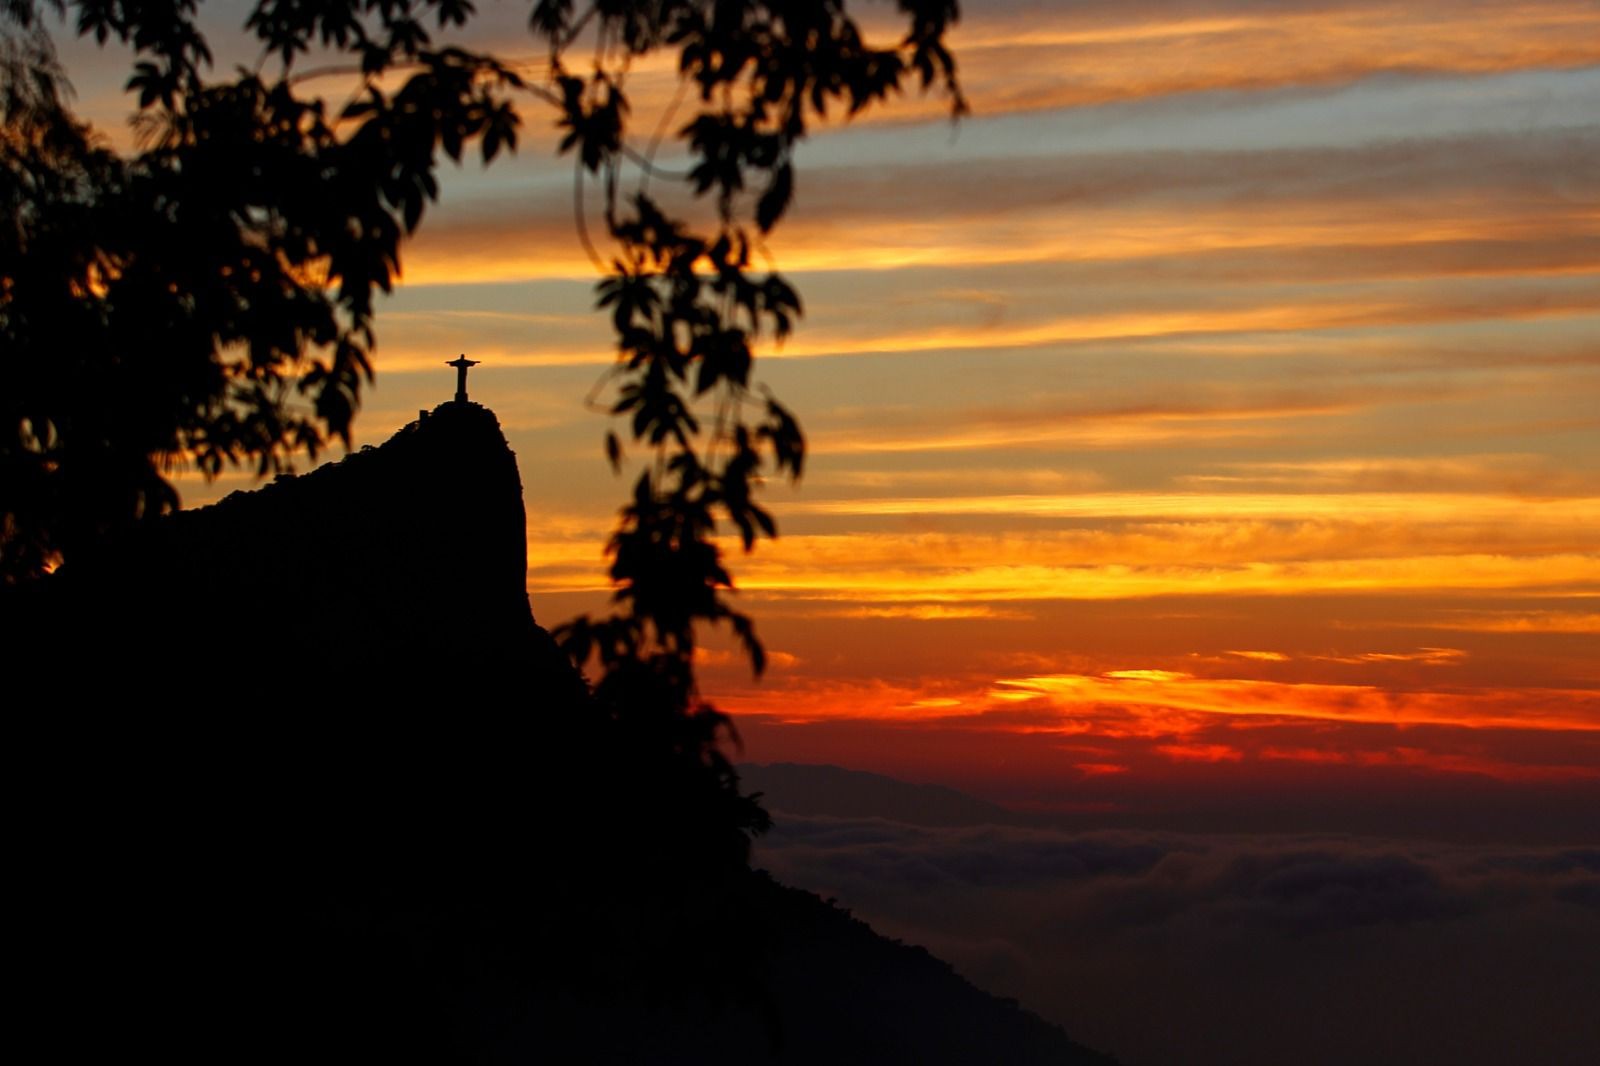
447 354 480 403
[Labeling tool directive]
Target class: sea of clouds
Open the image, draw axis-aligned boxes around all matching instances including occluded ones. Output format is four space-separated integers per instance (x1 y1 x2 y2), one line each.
755 814 1600 1066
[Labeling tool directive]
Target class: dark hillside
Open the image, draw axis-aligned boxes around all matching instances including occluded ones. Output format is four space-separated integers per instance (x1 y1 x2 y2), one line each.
4 401 1115 1065
519 875 1118 1065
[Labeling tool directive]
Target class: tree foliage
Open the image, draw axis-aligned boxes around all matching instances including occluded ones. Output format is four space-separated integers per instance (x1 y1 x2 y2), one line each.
2 1 962 785
2 0 528 577
537 1 962 760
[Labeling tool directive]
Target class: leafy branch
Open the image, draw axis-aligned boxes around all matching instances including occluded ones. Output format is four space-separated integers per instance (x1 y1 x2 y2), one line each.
535 2 964 717
2 2 963 783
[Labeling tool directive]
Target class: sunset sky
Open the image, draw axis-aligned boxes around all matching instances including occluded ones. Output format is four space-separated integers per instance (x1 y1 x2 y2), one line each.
63 0 1599 830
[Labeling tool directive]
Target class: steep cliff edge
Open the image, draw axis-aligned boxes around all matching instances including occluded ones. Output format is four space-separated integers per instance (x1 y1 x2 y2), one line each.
8 400 573 690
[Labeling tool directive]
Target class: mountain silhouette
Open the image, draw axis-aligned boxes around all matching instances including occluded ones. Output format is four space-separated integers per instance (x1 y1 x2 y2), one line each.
743 761 1019 826
3 400 1115 1064
8 399 573 684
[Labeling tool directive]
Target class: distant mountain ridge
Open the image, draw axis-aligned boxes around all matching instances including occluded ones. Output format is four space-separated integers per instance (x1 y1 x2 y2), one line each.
744 761 1018 826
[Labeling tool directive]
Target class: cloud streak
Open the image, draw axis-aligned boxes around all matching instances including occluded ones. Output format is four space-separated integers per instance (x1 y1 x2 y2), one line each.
942 0 1600 118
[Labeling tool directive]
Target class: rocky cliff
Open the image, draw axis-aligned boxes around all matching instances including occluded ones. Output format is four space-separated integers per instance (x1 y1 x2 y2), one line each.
8 400 573 692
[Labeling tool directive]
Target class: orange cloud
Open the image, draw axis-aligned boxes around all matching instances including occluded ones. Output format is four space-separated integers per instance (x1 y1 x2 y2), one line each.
1176 455 1600 497
809 402 1349 455
730 553 1597 603
712 665 1600 787
746 517 1597 571
789 491 1600 524
767 282 1600 361
1402 611 1600 634
1311 647 1469 666
384 121 1600 286
943 1 1600 117
1074 762 1131 777
990 671 1600 733
818 605 1034 621
525 512 1600 605
1156 743 1245 763
1260 745 1600 783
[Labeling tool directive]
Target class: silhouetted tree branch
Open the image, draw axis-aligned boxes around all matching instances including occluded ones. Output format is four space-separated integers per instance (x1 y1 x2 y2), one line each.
526 4 963 748
2 1 962 796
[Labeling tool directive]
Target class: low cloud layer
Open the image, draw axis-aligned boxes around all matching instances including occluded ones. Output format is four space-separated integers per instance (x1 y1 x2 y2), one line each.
755 815 1600 1066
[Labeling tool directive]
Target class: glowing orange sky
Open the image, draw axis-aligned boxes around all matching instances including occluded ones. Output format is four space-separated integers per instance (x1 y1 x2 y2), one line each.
96 0 1597 815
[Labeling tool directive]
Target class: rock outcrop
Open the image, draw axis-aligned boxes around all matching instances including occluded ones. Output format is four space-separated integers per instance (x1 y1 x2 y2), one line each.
9 400 573 692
